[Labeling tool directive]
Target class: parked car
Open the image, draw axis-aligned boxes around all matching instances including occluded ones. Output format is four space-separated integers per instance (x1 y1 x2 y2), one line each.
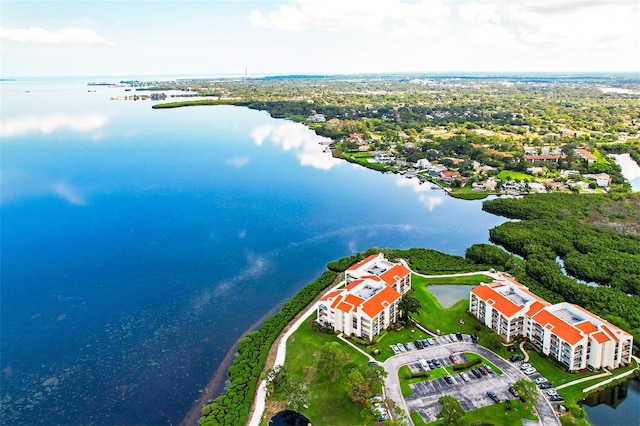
428 362 436 370
484 364 493 374
433 359 442 367
524 367 537 375
421 339 430 347
449 354 458 364
478 366 488 375
508 386 519 397
519 363 531 370
509 354 522 362
456 332 463 341
390 345 399 354
397 343 405 352
547 389 558 396
419 359 429 370
449 333 457 342
444 375 454 384
428 338 436 345
471 368 482 378
487 391 500 403
414 340 424 349
460 372 470 382
550 394 565 402
539 382 553 389
535 377 548 384
403 343 412 351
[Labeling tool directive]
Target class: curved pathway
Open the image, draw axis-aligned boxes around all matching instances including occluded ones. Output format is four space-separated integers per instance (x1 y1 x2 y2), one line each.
383 340 559 426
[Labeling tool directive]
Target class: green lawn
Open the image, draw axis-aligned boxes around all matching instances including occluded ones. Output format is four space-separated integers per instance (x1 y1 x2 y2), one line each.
268 313 371 426
421 399 537 426
524 349 598 387
497 170 534 181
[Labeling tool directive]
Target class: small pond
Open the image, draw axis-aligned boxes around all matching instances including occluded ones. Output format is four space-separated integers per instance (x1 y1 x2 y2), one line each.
581 377 640 426
427 285 475 308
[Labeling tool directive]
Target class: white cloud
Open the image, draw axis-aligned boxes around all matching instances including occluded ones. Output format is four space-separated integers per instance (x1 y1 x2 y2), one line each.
250 122 342 170
225 156 250 169
458 0 639 50
248 0 450 35
0 113 110 138
0 169 86 206
395 177 445 211
0 26 107 44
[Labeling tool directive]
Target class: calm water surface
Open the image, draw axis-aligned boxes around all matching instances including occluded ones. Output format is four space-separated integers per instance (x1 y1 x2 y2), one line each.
428 285 477 308
582 378 640 426
1 78 509 424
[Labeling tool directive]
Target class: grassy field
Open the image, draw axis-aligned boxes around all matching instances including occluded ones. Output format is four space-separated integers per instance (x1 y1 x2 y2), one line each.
417 399 537 426
266 313 372 426
497 170 534 181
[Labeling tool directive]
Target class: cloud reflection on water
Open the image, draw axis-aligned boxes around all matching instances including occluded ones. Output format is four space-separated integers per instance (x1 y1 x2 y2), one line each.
0 112 110 138
395 176 445 211
0 169 86 205
250 121 342 170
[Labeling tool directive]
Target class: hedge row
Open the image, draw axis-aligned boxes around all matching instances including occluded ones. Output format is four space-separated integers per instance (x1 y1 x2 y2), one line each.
199 270 337 426
452 358 482 372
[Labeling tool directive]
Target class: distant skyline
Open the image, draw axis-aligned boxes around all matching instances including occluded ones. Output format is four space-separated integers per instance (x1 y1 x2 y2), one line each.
1 0 639 78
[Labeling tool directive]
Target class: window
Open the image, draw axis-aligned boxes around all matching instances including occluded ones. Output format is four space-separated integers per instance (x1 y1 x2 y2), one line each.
352 317 358 329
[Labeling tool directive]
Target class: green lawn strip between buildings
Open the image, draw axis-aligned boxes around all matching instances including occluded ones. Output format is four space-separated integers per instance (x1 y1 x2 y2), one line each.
525 350 599 387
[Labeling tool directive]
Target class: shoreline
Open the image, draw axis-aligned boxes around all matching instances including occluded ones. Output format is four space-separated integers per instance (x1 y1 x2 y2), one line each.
179 303 283 426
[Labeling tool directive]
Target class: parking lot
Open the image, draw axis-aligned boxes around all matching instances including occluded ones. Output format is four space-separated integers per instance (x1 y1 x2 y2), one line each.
383 338 560 426
406 360 517 423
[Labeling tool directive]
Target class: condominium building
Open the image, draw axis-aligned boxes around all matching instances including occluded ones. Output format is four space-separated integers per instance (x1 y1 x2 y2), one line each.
470 275 633 371
317 253 411 341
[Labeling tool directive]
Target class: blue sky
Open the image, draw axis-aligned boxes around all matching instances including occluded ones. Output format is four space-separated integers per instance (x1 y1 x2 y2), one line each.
1 0 638 77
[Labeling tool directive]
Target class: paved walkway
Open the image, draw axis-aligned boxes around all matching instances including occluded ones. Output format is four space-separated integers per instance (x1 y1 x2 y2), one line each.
337 333 375 361
555 370 611 390
520 340 530 362
247 278 347 426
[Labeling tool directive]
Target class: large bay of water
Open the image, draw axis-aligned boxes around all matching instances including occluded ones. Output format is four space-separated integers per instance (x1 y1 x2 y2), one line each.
0 78 511 424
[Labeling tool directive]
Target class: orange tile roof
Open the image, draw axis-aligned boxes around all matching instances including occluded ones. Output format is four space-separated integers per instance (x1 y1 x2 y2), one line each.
600 324 620 342
337 301 355 313
346 254 379 271
531 309 583 345
526 301 547 317
380 264 410 286
361 285 401 318
320 289 342 302
575 320 598 335
471 285 523 317
344 293 365 307
330 294 344 310
591 331 611 344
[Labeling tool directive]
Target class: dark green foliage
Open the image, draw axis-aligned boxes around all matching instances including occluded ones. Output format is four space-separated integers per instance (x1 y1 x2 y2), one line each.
387 248 491 274
452 358 482 372
465 243 511 266
198 270 337 426
483 193 640 350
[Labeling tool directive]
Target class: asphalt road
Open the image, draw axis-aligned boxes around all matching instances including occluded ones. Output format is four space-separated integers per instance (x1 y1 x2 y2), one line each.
382 336 560 425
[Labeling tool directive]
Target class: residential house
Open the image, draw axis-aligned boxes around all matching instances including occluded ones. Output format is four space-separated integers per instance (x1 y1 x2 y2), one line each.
317 254 411 341
575 149 597 164
470 276 633 371
374 153 393 164
584 173 611 188
439 170 462 184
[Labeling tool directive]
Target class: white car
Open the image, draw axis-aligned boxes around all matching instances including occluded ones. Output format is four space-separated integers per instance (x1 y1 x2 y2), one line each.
547 389 558 396
519 363 531 370
397 343 406 352
535 377 548 384
524 367 537 375
390 345 399 354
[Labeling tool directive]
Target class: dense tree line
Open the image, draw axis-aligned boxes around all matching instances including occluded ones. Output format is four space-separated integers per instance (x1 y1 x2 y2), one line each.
481 193 640 348
199 270 336 426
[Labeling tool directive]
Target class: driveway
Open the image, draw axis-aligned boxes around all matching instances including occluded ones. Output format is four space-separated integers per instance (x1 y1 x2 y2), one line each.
382 337 559 426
